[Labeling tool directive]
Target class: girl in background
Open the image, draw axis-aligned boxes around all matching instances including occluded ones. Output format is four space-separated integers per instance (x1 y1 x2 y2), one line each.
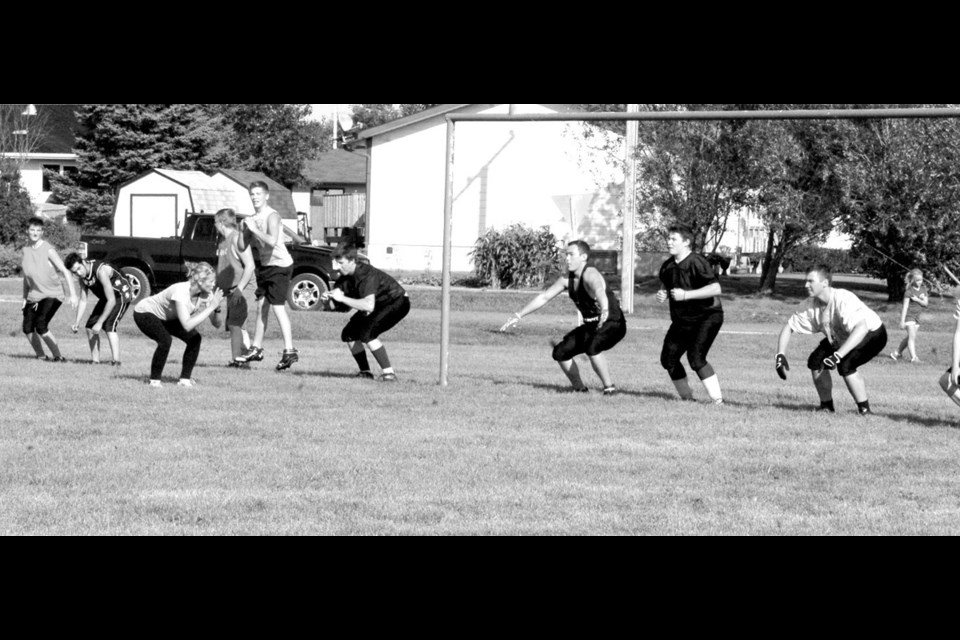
891 268 929 363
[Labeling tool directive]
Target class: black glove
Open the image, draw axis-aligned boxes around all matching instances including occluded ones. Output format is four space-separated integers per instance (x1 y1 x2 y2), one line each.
823 352 843 370
776 353 790 380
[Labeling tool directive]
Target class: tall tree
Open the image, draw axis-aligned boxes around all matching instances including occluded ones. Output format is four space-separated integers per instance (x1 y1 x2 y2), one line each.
837 104 960 300
0 104 50 173
349 104 442 130
51 104 223 229
212 104 326 187
0 168 35 245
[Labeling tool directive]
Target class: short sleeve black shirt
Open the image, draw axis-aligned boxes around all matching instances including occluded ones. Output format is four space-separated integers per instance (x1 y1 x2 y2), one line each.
659 253 723 323
341 263 406 308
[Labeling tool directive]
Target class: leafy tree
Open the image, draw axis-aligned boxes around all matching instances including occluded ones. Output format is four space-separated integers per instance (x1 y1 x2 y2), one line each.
51 104 223 229
349 104 442 130
836 104 960 300
0 168 35 245
211 104 327 187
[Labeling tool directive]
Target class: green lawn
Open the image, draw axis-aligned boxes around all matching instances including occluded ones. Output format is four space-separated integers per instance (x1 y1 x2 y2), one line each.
3 275 960 535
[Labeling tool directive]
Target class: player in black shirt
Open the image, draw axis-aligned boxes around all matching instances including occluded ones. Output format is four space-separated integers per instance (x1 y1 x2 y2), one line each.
65 253 134 366
322 243 410 382
500 241 626 395
657 225 725 405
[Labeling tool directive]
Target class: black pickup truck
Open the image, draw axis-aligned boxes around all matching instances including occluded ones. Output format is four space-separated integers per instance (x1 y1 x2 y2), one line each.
79 213 340 311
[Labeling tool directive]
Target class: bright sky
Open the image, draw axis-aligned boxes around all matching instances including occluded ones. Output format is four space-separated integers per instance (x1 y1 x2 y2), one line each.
308 104 350 122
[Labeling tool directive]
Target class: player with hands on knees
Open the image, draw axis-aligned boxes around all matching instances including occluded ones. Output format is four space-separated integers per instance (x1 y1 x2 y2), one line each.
501 240 626 396
776 264 887 415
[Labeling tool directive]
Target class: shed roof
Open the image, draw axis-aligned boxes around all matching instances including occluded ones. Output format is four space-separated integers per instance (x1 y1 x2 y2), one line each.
153 169 245 214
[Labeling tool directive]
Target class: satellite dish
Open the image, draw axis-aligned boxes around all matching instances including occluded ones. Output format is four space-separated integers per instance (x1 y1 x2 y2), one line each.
338 113 354 131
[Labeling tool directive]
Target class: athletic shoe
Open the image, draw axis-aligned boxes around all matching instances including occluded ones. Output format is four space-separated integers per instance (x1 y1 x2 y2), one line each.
89 360 101 365
573 387 589 393
227 361 250 369
713 398 725 406
51 356 67 363
379 372 398 382
602 386 617 396
858 408 872 416
235 346 264 363
356 371 375 379
177 379 196 388
149 380 163 388
910 357 922 364
889 352 901 361
276 349 299 371
110 361 121 367
35 355 49 361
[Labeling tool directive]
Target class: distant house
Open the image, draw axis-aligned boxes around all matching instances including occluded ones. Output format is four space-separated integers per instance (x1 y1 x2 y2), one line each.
0 104 81 219
114 168 298 238
293 149 368 242
347 104 624 273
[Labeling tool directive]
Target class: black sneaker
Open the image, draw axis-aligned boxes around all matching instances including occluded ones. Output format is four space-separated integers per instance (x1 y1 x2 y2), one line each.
227 361 250 369
276 349 299 371
51 356 67 363
573 387 589 393
356 371 375 379
379 372 398 382
110 361 121 367
235 346 264 363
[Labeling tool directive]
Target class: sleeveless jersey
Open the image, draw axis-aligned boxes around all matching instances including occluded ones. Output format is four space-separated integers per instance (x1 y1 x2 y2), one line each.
568 267 623 323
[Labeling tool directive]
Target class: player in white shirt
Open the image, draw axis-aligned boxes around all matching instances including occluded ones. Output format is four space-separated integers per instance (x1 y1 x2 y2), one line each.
775 265 888 415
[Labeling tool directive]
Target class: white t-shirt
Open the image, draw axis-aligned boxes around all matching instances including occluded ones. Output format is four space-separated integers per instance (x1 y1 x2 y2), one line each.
134 281 201 322
248 207 293 268
788 288 883 347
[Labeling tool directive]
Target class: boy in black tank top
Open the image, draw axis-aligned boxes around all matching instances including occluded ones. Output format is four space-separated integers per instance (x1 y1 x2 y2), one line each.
500 240 627 395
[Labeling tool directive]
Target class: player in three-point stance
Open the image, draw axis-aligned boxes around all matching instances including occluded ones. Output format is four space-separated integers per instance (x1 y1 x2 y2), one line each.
501 240 626 395
656 225 725 405
776 264 887 415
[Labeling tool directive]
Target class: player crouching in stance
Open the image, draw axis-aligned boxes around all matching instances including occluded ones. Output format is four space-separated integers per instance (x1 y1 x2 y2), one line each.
64 253 133 366
321 243 410 382
776 264 887 415
657 226 725 405
133 262 224 388
938 302 960 408
500 240 626 395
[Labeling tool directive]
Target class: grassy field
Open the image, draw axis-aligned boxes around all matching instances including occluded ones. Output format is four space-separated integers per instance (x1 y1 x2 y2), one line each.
3 274 960 535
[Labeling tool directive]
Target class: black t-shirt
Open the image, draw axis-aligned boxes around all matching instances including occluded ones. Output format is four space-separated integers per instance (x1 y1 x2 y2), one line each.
340 263 406 308
659 253 723 323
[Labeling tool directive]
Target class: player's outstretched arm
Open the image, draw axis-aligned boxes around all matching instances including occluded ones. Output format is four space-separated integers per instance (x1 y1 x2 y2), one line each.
500 277 566 332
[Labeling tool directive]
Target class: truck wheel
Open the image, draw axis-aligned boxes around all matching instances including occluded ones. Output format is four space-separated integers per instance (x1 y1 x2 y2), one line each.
288 273 329 311
121 266 151 304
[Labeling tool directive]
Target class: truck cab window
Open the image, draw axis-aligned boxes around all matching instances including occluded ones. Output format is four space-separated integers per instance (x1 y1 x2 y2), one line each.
192 217 217 242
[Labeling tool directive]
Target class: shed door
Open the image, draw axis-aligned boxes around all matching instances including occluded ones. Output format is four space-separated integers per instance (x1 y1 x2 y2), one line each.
130 194 178 238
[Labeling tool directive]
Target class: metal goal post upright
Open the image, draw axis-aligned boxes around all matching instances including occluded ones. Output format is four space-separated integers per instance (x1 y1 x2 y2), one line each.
440 107 960 387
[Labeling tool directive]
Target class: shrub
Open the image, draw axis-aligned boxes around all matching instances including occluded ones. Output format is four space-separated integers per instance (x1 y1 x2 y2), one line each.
470 224 564 289
0 244 21 277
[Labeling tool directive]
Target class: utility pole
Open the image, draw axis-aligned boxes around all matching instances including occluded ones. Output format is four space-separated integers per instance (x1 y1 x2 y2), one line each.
621 104 639 313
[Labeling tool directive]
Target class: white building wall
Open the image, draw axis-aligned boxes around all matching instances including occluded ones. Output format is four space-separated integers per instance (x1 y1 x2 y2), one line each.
367 105 623 273
8 155 78 206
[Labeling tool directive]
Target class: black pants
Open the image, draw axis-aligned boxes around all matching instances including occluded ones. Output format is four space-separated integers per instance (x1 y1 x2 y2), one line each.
342 296 411 343
808 325 888 376
660 313 724 381
23 298 62 335
134 312 202 381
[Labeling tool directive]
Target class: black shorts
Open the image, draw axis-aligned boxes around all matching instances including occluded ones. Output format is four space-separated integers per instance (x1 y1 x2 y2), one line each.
255 266 292 306
552 317 627 361
342 296 411 343
22 298 62 335
86 296 129 332
808 325 888 376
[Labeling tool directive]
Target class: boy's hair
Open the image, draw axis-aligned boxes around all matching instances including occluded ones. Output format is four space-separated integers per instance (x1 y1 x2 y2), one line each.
667 225 696 249
808 264 833 284
334 242 359 262
249 180 269 193
215 208 238 229
185 261 216 286
905 268 923 286
64 252 83 270
26 217 45 229
567 240 591 258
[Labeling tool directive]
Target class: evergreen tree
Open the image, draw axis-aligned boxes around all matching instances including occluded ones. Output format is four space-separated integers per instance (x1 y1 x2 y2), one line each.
0 168 35 245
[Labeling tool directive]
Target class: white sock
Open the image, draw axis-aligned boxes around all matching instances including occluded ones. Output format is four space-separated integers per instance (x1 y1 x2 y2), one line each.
701 374 723 402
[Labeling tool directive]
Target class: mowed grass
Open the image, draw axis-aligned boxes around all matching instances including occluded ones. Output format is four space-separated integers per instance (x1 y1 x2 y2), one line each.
3 275 960 535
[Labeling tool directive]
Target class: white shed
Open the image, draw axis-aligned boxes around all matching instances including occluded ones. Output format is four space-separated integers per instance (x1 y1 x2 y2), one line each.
113 168 300 238
349 104 624 273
